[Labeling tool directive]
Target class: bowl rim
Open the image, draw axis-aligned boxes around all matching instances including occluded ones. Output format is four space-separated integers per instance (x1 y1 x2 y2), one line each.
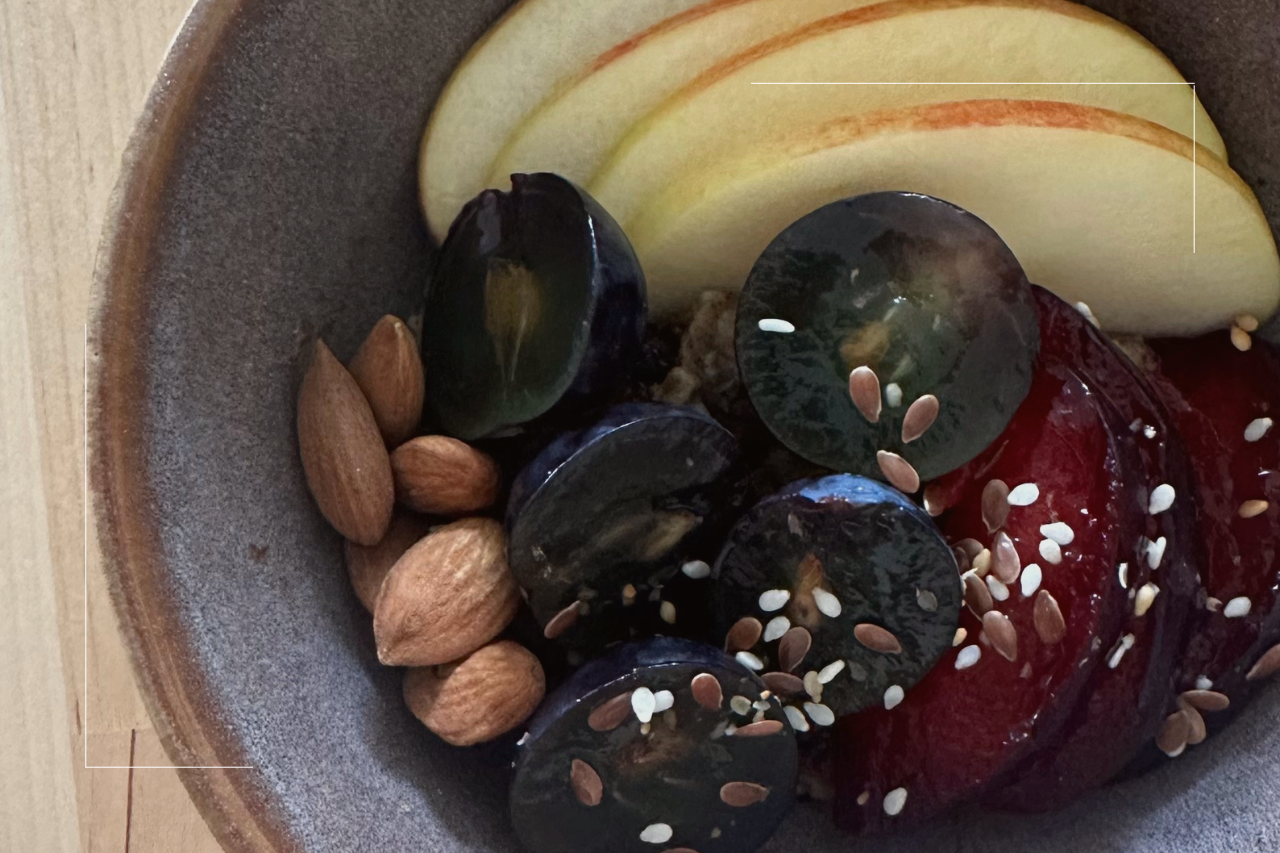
88 0 296 851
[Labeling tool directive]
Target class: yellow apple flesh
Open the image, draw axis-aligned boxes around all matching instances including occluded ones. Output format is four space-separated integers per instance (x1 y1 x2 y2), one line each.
591 0 1225 230
628 100 1278 335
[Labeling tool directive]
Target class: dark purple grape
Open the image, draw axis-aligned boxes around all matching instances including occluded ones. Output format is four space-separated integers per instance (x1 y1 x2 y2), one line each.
736 191 1039 482
422 173 646 440
713 475 961 718
507 404 745 651
511 638 797 853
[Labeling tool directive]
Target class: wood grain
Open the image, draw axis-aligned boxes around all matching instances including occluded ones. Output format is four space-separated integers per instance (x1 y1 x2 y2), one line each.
0 0 225 850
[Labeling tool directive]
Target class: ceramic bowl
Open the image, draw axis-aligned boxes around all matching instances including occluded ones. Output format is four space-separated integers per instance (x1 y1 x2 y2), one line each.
90 1 1280 851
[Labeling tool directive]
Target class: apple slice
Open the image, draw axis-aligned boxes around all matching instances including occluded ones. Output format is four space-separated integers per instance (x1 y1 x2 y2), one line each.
419 0 710 240
625 100 1279 334
590 0 1226 232
486 0 884 194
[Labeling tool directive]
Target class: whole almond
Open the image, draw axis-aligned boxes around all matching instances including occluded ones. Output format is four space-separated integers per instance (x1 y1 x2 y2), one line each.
297 340 394 545
374 517 519 665
403 640 545 746
343 512 433 612
348 315 425 447
391 435 501 515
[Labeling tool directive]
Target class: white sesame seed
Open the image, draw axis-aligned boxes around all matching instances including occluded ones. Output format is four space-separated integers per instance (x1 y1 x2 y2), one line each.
681 560 711 579
763 616 791 643
883 788 909 816
1148 484 1176 515
917 589 939 612
1021 563 1043 597
753 700 771 712
803 671 823 701
735 651 765 671
1118 562 1130 589
1020 663 1033 679
884 685 905 710
632 688 656 723
1224 596 1253 619
804 703 835 727
818 660 846 684
730 695 753 716
640 823 673 844
651 691 675 714
1129 418 1144 433
1245 418 1273 442
784 705 810 732
660 601 677 624
1146 537 1168 570
813 588 842 618
987 575 1010 601
1109 634 1136 669
1135 583 1161 617
956 645 982 670
1039 539 1063 565
757 318 795 334
953 627 968 647
1144 425 1158 440
758 589 791 612
723 724 737 736
884 382 903 408
1039 522 1075 546
1196 676 1214 691
1075 302 1100 327
516 731 530 746
1007 483 1040 506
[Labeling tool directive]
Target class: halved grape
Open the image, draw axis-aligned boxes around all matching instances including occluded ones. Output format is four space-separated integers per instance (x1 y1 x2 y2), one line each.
736 192 1038 482
422 173 646 439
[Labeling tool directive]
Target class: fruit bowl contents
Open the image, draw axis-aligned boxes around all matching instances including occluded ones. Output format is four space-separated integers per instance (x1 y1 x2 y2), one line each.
292 1 1280 852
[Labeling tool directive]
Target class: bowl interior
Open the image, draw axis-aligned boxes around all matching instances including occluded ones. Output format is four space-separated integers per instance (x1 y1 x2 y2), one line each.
93 1 1280 852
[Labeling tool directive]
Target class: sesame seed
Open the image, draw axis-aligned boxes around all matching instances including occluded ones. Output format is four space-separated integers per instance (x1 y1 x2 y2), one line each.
1021 563 1043 597
1144 425 1158 440
1039 539 1063 565
991 532 1022 583
681 560 711 579
763 672 804 696
735 651 765 671
813 587 843 618
877 450 921 494
923 485 946 517
884 382 903 408
917 589 939 612
758 589 791 612
848 367 882 424
632 687 657 723
757 318 795 334
1148 484 1176 515
1034 591 1067 645
983 611 1019 662
763 615 791 643
730 695 753 716
955 645 982 670
971 548 992 578
1146 537 1167 570
1196 675 1215 690
818 660 846 684
804 703 835 727
1157 712 1191 757
902 394 940 443
883 685 905 710
1236 313 1260 332
1007 483 1040 506
1246 644 1280 681
1130 418 1144 433
963 572 994 616
1135 583 1160 617
1039 522 1075 546
1223 596 1252 618
1239 499 1270 519
660 601 677 624
784 704 809 733
883 788 909 816
1075 302 1100 327
1118 562 1130 589
1108 634 1136 669
1245 417 1273 442
803 671 823 702
987 575 1010 602
652 690 675 714
1231 325 1253 351
953 627 968 646
857 790 871 806
1180 689 1231 712
639 823 673 844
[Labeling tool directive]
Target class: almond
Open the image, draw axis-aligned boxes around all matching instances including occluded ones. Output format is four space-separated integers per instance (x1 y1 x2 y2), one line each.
348 315 425 447
297 340 394 545
390 435 501 515
403 640 545 746
343 512 433 612
374 517 519 665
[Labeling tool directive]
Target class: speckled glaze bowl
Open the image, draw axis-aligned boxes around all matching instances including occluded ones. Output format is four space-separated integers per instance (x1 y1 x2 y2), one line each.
90 1 1280 852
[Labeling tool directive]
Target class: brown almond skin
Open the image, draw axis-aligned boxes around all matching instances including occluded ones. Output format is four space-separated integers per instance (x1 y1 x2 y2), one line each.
390 435 501 516
297 340 394 545
343 512 433 612
348 315 425 447
403 640 545 746
375 517 519 666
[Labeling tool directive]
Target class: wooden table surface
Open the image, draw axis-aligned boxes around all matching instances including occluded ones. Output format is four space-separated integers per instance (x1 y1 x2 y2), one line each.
2 0 225 849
